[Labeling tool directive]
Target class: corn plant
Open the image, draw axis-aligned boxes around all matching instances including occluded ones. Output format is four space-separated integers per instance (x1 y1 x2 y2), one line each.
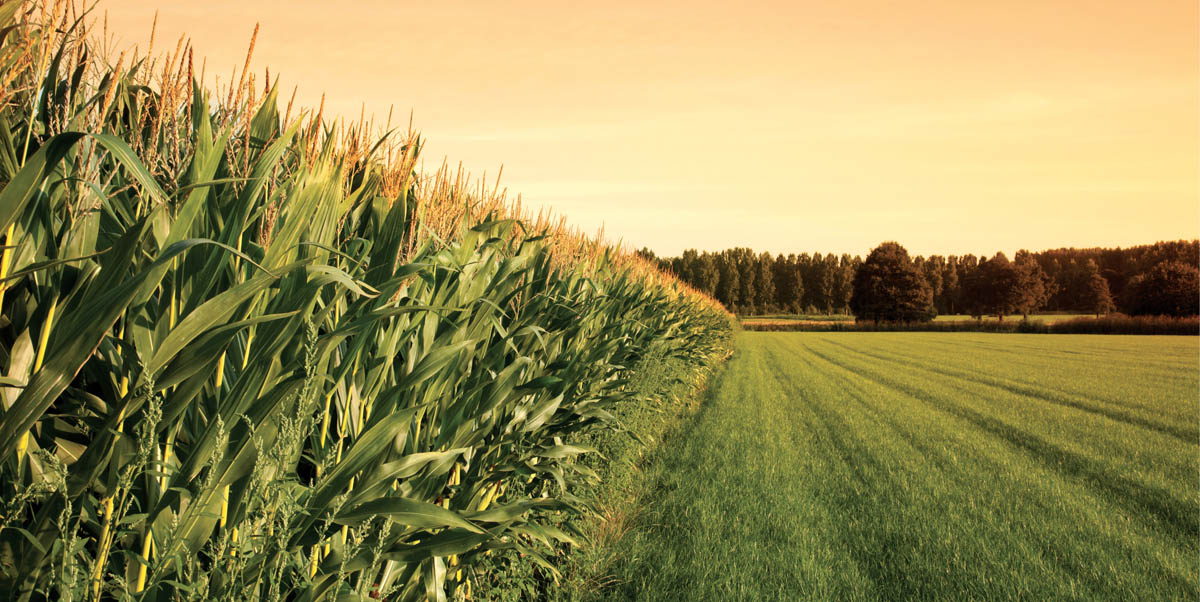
0 2 731 600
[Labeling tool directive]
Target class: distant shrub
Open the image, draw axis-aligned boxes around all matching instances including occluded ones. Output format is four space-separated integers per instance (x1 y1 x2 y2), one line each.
1046 315 1199 335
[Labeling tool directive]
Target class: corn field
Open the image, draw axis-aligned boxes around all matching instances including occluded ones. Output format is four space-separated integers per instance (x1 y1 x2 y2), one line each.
0 2 731 600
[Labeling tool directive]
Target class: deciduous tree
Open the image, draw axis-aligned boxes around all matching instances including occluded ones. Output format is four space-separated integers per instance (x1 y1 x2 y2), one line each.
1085 270 1115 316
1013 250 1052 318
1123 262 1199 316
850 242 935 322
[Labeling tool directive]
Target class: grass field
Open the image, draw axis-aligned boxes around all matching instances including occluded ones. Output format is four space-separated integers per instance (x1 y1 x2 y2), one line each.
741 313 855 323
932 313 1092 323
741 313 1092 326
585 332 1198 601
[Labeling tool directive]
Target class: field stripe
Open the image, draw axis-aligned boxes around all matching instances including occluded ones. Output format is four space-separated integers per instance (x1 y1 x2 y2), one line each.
804 334 1198 486
907 335 1197 397
788 334 1198 597
820 337 1198 442
586 333 1198 601
770 336 1176 599
761 339 1153 599
799 338 1198 549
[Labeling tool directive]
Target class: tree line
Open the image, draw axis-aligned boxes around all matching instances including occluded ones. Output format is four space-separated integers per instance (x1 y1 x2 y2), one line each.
643 240 1199 319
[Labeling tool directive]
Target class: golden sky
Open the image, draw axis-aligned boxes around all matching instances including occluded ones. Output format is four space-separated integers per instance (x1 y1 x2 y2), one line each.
98 0 1198 257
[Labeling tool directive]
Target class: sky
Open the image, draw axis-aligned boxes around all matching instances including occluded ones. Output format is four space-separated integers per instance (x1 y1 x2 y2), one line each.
97 0 1198 258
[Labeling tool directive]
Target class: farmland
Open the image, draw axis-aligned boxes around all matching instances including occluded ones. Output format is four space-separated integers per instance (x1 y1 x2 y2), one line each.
740 313 1092 327
1 3 1195 601
0 6 730 600
584 332 1198 601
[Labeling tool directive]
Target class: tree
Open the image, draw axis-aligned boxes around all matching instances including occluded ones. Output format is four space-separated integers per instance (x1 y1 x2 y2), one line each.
1123 261 1200 316
1013 250 1051 318
830 254 856 313
755 252 776 312
661 239 1198 317
960 258 988 319
921 256 944 311
694 253 719 296
1085 270 1115 316
788 257 805 313
637 247 668 272
849 242 935 323
772 254 802 313
796 253 815 311
939 256 960 314
1051 258 1095 310
735 248 758 314
714 252 739 309
966 253 1026 320
675 249 700 283
809 254 834 313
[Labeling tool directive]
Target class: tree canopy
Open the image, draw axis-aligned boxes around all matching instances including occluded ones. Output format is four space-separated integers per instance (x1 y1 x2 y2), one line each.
1123 262 1199 316
849 242 935 322
658 240 1197 318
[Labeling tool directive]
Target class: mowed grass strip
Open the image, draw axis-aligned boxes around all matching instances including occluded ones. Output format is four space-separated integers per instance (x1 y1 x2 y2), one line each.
587 332 1198 602
740 314 1092 326
930 314 1093 323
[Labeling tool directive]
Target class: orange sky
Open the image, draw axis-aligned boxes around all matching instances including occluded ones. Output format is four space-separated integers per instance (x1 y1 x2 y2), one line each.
97 0 1198 257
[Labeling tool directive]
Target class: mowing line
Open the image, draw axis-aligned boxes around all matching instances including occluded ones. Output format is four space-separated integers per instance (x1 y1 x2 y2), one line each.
801 340 1197 549
909 334 1195 384
763 336 1143 600
820 337 1197 443
783 334 1197 598
807 335 1198 483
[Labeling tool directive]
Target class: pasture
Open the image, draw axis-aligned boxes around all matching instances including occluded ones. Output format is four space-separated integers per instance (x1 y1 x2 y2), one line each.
585 332 1198 601
740 313 1092 327
931 313 1093 323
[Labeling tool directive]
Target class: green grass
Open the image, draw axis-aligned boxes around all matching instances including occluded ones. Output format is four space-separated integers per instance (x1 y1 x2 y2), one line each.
742 313 1092 325
932 313 1092 323
582 332 1198 601
740 314 854 324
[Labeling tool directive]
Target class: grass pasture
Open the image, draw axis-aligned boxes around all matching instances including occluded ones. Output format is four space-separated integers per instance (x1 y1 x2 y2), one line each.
584 332 1198 601
932 313 1092 323
740 313 1092 327
741 314 854 323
